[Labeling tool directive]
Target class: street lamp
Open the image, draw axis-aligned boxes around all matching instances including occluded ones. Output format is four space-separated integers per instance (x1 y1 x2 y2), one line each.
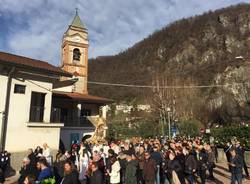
166 107 171 140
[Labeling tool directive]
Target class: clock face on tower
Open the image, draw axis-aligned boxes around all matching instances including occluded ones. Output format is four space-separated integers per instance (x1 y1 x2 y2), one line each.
73 36 81 42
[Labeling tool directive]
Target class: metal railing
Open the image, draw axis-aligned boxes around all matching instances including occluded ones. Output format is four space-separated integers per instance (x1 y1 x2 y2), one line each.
29 106 45 122
63 116 94 127
50 107 61 123
50 107 95 128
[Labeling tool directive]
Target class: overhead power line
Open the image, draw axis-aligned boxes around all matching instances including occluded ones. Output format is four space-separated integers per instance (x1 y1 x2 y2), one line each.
23 79 249 91
88 81 249 89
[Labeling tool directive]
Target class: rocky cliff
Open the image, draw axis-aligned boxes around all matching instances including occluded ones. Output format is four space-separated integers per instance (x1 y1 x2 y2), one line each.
88 3 250 124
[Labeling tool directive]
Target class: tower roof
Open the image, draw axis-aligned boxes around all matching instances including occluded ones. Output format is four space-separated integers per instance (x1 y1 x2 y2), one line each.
70 9 85 29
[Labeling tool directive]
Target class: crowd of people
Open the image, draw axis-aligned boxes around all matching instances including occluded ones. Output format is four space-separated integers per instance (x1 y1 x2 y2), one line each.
1 136 249 184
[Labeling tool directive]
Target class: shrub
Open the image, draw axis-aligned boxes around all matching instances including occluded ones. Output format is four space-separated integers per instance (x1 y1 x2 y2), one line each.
106 119 159 140
211 126 250 150
178 119 201 137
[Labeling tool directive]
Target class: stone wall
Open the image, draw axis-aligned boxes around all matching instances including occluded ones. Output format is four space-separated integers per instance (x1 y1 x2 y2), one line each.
244 151 250 166
10 150 57 172
217 148 250 166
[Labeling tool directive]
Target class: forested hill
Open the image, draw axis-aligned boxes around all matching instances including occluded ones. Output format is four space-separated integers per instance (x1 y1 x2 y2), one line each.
88 3 250 123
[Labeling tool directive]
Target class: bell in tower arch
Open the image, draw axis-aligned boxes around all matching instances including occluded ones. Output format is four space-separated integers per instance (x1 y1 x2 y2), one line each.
73 48 81 61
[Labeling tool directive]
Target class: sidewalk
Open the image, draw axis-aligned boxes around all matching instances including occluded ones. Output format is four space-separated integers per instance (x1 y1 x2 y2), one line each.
206 163 249 184
4 173 19 184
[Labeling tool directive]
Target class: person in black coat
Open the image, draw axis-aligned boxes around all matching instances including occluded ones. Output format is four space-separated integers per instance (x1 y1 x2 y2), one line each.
124 150 138 184
195 147 208 184
61 160 80 184
0 151 8 180
53 160 65 184
0 168 5 184
89 162 103 184
151 146 163 184
118 152 127 184
104 149 116 184
235 141 249 178
151 147 163 166
34 146 43 158
229 149 243 184
167 151 185 184
183 147 197 184
27 149 38 172
18 157 36 184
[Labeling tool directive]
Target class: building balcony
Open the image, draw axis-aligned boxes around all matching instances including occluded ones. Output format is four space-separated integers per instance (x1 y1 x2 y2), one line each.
27 107 63 127
62 116 94 128
50 107 94 128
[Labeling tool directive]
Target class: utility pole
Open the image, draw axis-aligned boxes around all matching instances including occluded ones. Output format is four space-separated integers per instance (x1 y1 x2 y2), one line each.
1 67 15 151
163 115 166 136
160 111 164 136
167 107 171 140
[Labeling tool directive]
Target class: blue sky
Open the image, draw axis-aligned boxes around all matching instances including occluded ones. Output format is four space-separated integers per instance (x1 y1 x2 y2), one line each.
0 0 249 66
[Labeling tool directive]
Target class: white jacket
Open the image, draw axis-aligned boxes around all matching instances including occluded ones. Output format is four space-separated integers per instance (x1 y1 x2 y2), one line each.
109 160 121 184
42 148 52 165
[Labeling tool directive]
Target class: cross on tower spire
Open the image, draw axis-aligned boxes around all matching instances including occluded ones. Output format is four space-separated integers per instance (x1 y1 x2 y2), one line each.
75 8 79 15
70 8 85 29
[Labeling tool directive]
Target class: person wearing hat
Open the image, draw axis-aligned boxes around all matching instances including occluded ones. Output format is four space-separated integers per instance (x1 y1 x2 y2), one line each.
124 150 138 184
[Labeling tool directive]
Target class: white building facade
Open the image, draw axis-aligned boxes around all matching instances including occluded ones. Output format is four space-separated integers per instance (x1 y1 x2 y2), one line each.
0 59 69 152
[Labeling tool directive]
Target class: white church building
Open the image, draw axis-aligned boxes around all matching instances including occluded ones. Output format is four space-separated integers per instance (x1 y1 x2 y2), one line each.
0 12 111 154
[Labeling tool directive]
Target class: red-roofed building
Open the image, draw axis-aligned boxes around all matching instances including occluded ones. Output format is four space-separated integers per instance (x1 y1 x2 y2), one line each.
0 11 112 155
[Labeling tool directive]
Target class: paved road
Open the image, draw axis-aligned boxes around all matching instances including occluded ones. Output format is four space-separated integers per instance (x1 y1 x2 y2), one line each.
4 163 250 184
204 163 249 184
4 174 19 184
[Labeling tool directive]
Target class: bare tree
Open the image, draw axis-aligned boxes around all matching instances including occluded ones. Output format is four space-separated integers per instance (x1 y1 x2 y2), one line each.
149 72 210 134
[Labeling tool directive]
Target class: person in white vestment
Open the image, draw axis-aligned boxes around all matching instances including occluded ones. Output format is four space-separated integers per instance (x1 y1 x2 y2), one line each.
78 144 91 181
42 143 52 165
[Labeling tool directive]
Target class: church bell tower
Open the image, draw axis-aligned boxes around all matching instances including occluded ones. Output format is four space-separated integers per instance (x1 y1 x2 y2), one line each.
61 10 89 94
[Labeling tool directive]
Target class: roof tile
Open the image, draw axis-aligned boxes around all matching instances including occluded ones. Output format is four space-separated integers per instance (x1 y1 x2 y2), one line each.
53 91 113 104
0 51 71 77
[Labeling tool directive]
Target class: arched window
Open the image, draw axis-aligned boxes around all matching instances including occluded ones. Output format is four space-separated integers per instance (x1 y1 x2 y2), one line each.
73 48 81 61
